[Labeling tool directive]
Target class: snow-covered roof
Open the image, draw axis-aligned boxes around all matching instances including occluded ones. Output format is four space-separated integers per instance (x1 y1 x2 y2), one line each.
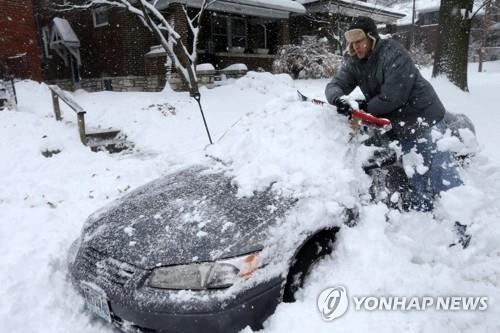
299 0 405 24
52 17 80 46
50 17 81 66
157 0 305 18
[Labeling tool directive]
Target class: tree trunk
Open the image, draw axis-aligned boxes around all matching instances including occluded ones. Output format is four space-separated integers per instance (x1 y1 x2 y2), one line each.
432 0 473 91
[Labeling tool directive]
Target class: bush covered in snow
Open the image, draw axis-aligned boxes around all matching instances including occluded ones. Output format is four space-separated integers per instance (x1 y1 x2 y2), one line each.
408 43 434 68
272 36 343 79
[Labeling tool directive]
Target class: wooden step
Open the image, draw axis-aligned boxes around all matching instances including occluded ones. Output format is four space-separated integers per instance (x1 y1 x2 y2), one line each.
87 137 133 153
86 128 121 141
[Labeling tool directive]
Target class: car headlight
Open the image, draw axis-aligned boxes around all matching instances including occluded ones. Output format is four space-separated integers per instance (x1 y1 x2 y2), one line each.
148 252 261 290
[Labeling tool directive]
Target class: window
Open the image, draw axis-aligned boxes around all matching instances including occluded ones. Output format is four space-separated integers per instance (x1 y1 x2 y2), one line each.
419 11 439 25
92 7 109 28
211 14 228 51
41 26 52 59
210 14 247 52
231 17 247 47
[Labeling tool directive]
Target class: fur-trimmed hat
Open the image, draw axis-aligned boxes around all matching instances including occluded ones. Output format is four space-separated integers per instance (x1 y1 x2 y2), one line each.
345 16 379 56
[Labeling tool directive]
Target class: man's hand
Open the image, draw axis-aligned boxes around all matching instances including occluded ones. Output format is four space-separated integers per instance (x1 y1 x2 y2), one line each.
357 100 368 112
334 97 352 116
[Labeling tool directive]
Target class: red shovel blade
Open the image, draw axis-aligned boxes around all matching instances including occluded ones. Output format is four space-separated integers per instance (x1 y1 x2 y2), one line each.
352 110 391 127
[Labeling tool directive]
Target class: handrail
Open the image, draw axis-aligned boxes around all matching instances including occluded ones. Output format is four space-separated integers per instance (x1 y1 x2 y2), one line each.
48 85 87 145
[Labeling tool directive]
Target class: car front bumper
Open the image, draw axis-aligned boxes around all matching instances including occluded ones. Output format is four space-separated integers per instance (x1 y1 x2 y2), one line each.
70 245 283 333
108 279 282 333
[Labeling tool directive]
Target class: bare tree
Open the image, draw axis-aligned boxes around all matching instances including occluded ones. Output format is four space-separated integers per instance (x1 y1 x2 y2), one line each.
300 1 346 55
81 0 215 143
83 0 214 95
432 0 474 91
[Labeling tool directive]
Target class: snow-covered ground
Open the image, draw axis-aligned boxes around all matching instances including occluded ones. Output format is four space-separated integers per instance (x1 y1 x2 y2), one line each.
1 62 500 332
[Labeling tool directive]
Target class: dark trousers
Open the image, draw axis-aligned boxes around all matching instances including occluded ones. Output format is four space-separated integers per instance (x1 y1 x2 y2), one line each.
399 121 462 211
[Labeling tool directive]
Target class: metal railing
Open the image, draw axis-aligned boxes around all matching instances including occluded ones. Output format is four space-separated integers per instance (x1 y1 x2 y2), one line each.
0 78 17 109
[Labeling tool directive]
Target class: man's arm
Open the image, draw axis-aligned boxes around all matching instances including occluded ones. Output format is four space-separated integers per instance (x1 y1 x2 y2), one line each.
367 46 417 115
325 61 357 105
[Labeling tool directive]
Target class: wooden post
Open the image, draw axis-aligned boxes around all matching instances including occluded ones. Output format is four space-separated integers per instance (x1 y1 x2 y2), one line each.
77 112 87 145
51 90 62 121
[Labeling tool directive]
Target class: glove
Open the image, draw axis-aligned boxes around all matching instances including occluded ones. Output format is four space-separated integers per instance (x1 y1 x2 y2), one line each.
334 97 352 116
356 100 368 112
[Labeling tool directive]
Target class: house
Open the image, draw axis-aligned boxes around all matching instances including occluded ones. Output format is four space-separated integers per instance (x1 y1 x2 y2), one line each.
34 0 160 92
393 3 444 53
0 0 43 81
1 0 407 92
290 0 405 52
394 0 500 60
31 0 305 92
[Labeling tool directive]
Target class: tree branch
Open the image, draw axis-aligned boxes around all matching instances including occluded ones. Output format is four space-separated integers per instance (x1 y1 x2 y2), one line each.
472 0 494 19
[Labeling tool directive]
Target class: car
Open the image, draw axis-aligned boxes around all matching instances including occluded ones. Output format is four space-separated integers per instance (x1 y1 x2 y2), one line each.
68 165 347 333
69 99 478 332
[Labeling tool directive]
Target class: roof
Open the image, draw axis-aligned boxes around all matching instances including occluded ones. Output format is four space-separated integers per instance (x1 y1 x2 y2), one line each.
52 17 80 46
297 0 406 24
157 0 305 18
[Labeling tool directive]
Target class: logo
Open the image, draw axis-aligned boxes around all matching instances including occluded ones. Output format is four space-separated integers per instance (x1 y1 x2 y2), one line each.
317 286 349 321
316 285 488 321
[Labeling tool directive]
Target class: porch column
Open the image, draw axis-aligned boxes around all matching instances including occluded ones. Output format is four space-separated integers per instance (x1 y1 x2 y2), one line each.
277 19 290 46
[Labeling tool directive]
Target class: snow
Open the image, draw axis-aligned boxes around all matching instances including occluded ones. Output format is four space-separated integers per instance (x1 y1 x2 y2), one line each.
160 0 305 13
1 61 500 332
222 63 248 71
239 0 305 13
196 63 216 71
388 0 486 26
299 0 405 17
52 17 80 44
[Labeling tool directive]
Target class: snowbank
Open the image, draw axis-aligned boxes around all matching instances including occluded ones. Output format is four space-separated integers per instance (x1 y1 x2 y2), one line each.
1 62 500 333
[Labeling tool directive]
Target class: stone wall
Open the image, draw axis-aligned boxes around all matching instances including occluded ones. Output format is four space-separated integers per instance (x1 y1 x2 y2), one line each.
214 54 275 71
49 75 166 92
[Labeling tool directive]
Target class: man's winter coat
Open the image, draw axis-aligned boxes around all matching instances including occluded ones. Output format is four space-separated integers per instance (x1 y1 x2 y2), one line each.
325 38 445 138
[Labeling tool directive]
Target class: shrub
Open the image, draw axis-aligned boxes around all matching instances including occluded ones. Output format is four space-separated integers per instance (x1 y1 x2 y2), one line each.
272 36 343 79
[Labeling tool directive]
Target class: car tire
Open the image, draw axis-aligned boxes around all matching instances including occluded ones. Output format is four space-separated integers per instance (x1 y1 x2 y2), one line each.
282 229 338 303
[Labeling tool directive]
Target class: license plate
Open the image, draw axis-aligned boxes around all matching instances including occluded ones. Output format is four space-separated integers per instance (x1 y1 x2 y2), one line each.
81 282 112 323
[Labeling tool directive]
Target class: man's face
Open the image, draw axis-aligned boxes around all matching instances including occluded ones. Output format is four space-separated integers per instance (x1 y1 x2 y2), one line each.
352 37 373 59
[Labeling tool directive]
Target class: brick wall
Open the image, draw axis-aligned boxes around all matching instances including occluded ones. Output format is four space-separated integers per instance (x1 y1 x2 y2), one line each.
168 3 189 46
0 0 43 80
117 9 156 77
35 2 156 83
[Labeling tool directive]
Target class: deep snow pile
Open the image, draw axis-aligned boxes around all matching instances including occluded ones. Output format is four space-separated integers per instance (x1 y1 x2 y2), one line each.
1 63 500 333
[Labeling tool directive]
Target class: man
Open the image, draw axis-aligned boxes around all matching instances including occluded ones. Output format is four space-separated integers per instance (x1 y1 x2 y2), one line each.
325 16 462 212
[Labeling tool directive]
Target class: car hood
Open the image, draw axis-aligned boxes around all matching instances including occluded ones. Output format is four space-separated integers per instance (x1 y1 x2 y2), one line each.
80 166 293 269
